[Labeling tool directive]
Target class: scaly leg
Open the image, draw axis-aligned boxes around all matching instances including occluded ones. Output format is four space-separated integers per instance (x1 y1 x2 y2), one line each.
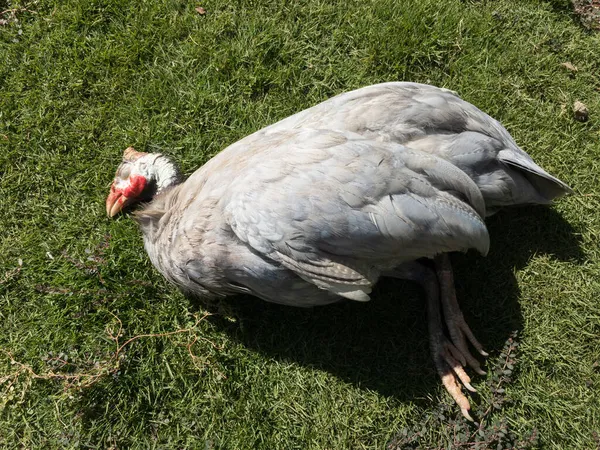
387 262 477 421
434 253 488 375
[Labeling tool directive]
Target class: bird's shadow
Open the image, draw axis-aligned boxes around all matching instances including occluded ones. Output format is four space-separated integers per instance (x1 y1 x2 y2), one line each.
193 206 583 405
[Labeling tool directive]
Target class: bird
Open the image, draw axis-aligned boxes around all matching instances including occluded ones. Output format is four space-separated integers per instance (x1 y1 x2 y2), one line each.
107 128 491 419
209 81 572 417
106 82 571 419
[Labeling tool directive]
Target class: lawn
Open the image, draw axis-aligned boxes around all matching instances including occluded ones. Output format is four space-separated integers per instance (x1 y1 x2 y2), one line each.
1 0 599 448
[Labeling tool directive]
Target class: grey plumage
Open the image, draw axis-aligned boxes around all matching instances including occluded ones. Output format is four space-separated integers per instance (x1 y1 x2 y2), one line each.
124 82 573 306
253 82 572 213
134 129 489 306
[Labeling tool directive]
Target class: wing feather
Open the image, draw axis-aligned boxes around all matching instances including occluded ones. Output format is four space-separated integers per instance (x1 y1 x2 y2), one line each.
221 129 489 301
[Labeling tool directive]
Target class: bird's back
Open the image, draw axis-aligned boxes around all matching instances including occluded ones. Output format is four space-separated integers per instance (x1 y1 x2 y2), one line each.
258 82 571 213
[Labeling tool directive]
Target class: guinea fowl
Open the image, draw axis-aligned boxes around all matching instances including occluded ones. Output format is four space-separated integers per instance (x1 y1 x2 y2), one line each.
107 129 490 419
107 83 571 419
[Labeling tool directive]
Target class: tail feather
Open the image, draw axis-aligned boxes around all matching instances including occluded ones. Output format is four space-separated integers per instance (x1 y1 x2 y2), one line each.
498 149 573 201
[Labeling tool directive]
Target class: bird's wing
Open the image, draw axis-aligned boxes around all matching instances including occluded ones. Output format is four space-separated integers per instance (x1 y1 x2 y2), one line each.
220 128 489 302
264 82 572 206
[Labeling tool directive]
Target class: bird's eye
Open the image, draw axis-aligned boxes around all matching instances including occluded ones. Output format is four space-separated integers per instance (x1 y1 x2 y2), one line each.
119 164 131 179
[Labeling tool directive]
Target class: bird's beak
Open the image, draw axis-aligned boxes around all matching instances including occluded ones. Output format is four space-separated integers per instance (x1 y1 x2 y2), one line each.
106 183 131 217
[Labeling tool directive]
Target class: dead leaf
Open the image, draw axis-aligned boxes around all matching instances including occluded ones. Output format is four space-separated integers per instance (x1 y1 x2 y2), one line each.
560 62 578 72
573 101 589 122
195 6 206 15
0 19 8 26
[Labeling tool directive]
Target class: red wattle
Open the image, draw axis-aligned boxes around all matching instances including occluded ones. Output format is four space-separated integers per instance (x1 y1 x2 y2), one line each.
123 174 147 198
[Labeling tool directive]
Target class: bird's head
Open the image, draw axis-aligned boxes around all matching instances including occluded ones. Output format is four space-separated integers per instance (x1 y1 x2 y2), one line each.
106 147 182 217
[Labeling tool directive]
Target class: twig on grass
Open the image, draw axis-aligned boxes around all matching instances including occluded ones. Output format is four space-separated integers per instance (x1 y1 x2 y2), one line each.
0 8 37 15
0 259 23 285
0 311 218 409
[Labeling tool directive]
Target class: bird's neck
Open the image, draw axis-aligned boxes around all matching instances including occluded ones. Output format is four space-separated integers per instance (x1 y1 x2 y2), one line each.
133 155 183 236
146 154 183 195
134 183 183 238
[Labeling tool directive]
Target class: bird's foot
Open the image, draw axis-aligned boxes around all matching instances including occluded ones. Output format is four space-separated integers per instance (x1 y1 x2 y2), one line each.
443 307 488 375
389 259 485 421
430 330 477 421
435 254 488 375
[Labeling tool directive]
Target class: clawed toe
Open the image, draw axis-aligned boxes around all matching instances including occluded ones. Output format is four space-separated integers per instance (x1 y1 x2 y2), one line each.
434 346 475 421
446 314 487 375
442 342 476 392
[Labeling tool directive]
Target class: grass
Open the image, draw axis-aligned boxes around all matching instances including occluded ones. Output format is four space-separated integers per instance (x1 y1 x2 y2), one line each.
1 0 599 448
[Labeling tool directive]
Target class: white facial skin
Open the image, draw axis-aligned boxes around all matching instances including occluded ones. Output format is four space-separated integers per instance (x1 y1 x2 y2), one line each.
106 149 181 217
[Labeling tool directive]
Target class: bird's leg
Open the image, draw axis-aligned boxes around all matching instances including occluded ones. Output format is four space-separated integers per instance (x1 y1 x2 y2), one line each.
434 253 488 375
387 262 476 421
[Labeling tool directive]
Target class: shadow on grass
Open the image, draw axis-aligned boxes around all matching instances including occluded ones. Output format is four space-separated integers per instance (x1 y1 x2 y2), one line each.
197 206 583 405
70 206 583 442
